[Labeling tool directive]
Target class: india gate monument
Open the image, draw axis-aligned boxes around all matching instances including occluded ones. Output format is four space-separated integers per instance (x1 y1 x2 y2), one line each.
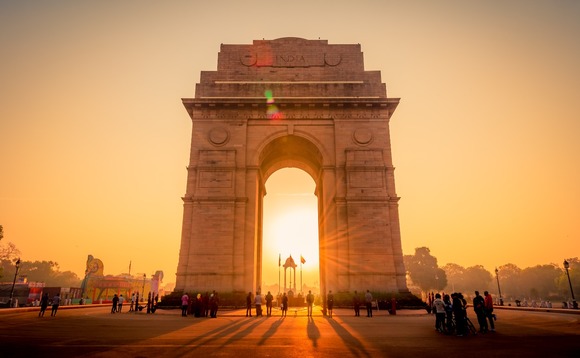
175 38 409 296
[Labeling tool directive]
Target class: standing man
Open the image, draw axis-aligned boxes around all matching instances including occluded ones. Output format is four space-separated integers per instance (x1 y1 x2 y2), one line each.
51 293 61 317
39 293 49 317
117 294 124 313
306 290 314 317
129 293 135 312
281 293 288 317
327 290 334 318
352 291 361 317
365 290 373 317
111 294 119 314
432 293 446 332
181 292 189 317
266 291 274 317
254 291 263 317
452 293 466 336
473 291 488 333
484 291 496 332
246 292 253 317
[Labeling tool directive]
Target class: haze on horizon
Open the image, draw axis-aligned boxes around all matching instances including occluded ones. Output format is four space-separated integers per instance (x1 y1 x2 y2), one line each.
1 1 579 289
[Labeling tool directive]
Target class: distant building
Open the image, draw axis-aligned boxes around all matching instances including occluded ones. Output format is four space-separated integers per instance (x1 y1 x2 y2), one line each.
80 255 164 302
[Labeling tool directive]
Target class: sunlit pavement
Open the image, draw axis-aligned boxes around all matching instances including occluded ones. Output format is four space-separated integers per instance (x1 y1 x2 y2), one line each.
1 306 579 357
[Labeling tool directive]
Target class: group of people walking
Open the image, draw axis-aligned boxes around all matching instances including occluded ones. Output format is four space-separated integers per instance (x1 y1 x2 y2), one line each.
113 292 158 314
38 292 61 317
432 290 496 336
181 291 219 318
246 291 277 317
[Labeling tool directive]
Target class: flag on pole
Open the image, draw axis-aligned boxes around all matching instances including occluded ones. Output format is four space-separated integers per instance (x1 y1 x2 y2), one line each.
300 255 306 264
278 254 281 267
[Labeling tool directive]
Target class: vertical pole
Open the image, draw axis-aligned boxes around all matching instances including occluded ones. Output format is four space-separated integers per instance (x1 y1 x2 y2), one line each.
9 258 21 308
495 268 503 306
300 261 303 294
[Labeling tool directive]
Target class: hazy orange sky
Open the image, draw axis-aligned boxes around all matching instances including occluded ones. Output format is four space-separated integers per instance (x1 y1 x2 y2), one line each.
1 1 579 289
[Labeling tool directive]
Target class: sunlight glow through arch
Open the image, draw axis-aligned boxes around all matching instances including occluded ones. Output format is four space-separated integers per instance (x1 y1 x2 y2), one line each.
263 168 320 293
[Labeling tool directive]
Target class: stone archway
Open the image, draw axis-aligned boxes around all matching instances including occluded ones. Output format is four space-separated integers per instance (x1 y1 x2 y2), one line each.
175 38 409 296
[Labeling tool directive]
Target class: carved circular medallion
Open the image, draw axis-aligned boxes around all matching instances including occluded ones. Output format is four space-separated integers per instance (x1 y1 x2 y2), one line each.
353 128 373 146
208 127 229 146
324 53 342 66
240 52 257 66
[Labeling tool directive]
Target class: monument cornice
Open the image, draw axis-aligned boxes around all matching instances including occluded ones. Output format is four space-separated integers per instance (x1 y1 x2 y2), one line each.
183 97 399 107
183 97 399 119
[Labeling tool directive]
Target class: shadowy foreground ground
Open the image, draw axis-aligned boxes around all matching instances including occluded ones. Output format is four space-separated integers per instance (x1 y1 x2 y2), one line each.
0 305 579 357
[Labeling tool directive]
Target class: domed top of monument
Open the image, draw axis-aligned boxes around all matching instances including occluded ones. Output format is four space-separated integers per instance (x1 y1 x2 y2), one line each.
193 38 388 99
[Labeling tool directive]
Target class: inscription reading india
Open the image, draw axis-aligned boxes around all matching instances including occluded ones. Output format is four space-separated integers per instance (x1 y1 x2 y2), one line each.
276 54 306 65
240 52 340 68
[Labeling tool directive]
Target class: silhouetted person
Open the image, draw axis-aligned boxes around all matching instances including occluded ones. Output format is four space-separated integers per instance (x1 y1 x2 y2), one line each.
327 290 334 318
203 292 210 317
443 294 453 334
181 292 189 317
147 292 152 314
281 293 288 317
307 290 314 316
111 294 119 314
117 294 124 313
255 291 263 316
432 293 445 332
352 291 360 317
51 293 61 316
210 291 219 318
365 290 373 317
246 292 253 317
266 291 274 316
484 291 496 332
39 293 49 317
473 291 488 333
452 293 466 336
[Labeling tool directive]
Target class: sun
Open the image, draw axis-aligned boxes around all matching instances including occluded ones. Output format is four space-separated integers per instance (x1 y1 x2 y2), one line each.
262 168 320 291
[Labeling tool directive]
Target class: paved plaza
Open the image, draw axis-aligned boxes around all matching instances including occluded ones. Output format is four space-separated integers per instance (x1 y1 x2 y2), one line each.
0 305 579 357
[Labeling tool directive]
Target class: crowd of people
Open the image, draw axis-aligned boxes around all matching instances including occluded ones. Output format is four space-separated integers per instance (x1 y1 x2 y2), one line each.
180 290 220 318
431 290 497 336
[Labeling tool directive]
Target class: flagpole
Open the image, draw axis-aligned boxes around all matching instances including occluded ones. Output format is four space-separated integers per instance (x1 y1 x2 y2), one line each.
300 258 303 294
278 254 281 296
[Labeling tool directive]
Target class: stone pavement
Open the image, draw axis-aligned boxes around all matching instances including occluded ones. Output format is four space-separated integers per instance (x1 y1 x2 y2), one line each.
0 305 579 357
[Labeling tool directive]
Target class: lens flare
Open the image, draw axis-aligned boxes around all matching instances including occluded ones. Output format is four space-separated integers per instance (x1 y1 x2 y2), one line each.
265 89 283 119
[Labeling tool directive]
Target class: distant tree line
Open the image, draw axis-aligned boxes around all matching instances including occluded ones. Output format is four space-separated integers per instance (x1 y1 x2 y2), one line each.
404 247 579 304
0 225 81 287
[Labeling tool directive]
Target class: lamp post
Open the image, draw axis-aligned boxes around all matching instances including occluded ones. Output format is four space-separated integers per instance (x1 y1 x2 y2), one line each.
9 258 21 308
141 273 146 302
563 260 577 309
495 267 504 306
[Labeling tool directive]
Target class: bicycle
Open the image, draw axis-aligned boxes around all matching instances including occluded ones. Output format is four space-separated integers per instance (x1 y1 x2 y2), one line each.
442 315 477 336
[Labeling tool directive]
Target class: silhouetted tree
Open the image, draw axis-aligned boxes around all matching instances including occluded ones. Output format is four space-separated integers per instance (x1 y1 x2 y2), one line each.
1 259 81 287
404 247 447 296
520 264 560 300
442 263 467 292
442 264 492 294
496 263 523 299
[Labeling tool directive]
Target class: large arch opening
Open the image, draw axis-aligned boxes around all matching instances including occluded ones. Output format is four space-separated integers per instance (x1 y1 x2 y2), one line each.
262 168 320 296
257 134 326 298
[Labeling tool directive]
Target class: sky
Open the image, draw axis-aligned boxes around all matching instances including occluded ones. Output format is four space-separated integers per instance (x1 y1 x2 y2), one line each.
1 0 579 289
